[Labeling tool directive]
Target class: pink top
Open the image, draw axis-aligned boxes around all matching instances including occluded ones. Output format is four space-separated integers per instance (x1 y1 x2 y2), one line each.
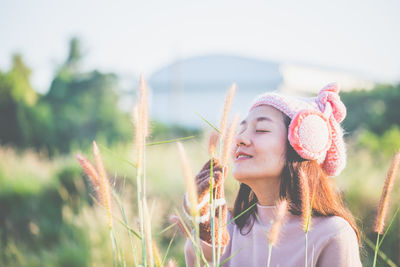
185 203 362 266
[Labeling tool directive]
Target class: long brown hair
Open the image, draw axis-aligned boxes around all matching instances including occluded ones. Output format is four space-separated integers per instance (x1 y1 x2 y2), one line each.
231 115 361 243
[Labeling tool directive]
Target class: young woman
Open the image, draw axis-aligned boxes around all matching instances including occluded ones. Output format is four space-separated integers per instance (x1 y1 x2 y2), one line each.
176 82 362 266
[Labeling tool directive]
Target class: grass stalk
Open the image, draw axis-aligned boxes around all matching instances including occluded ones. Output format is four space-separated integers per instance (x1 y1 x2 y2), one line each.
161 230 177 266
372 234 380 267
176 142 202 267
143 199 154 267
267 243 272 267
372 151 400 267
219 83 237 142
374 151 400 234
173 209 209 266
266 200 288 267
364 237 397 267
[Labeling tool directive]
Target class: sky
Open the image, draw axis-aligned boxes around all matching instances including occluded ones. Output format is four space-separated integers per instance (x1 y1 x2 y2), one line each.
1 0 399 93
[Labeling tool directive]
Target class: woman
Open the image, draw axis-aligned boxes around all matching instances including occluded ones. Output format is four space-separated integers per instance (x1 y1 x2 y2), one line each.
175 82 362 266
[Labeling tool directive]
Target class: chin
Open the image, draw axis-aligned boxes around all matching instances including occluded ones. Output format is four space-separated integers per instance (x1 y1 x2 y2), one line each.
232 168 253 182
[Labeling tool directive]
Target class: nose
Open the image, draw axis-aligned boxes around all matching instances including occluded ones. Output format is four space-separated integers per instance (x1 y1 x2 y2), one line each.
235 128 251 147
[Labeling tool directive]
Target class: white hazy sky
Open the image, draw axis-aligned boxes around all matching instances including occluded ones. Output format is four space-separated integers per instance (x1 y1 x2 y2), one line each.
1 0 399 93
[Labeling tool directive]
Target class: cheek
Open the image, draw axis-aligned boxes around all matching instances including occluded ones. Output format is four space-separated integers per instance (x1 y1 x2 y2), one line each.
256 137 287 165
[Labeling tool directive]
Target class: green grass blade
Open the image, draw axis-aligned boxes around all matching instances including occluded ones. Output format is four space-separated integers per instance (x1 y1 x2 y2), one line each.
364 237 397 267
157 222 180 236
111 185 137 265
224 202 257 227
195 112 220 133
161 230 177 266
146 136 196 146
97 143 137 168
378 206 400 248
218 240 251 266
173 208 210 267
89 193 142 239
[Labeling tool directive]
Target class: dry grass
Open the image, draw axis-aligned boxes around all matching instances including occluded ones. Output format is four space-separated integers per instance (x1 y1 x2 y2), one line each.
374 151 400 234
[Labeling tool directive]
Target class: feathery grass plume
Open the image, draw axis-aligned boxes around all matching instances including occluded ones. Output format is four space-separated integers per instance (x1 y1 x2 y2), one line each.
208 131 219 157
374 151 400 234
372 151 400 267
268 199 288 246
176 142 198 217
133 99 147 265
133 106 144 176
221 114 240 167
299 168 311 232
139 74 149 138
298 167 313 267
143 199 154 267
267 199 288 267
76 154 100 192
219 83 237 141
92 141 113 229
176 142 203 267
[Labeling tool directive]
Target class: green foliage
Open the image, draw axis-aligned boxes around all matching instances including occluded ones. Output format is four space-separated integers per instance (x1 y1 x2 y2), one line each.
341 83 400 135
44 69 132 154
150 120 200 140
357 125 400 157
0 38 133 155
0 156 91 266
8 54 37 106
0 60 37 147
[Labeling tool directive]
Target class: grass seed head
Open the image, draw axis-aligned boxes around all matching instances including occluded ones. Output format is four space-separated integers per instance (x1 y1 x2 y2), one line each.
268 199 288 246
299 168 311 233
374 151 400 234
176 142 198 218
133 105 144 175
92 141 113 229
76 153 100 189
208 131 219 156
222 114 240 167
219 83 237 141
139 74 149 138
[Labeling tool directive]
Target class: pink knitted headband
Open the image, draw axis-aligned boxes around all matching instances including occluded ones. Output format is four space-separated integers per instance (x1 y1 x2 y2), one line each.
249 82 347 177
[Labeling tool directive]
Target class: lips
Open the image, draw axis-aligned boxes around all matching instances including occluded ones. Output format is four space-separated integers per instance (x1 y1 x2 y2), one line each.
235 151 253 160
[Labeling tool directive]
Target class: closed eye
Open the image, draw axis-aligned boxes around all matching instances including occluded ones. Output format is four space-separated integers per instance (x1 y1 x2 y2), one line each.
256 130 269 133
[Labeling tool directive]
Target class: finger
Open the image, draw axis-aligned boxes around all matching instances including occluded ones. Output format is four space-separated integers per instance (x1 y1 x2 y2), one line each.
214 204 228 219
196 171 224 197
199 159 223 174
213 184 225 199
169 215 189 238
196 168 223 186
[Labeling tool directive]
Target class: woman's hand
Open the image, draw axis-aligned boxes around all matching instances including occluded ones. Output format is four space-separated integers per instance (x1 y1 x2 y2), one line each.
182 157 230 246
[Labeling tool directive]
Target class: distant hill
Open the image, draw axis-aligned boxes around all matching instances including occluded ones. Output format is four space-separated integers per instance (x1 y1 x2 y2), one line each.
148 54 283 92
146 53 374 127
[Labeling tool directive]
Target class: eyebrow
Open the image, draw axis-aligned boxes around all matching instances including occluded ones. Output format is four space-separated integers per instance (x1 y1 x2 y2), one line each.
240 116 274 125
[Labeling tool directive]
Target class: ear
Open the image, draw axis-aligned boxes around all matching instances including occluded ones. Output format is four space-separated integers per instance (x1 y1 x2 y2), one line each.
288 109 332 161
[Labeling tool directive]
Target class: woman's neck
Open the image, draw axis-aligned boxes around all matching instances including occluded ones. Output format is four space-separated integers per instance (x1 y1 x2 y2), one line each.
246 177 281 206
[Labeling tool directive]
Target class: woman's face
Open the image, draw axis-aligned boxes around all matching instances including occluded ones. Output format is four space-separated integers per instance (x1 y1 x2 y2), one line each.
232 105 288 182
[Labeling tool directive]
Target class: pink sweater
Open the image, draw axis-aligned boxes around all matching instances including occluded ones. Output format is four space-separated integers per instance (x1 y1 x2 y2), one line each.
185 203 362 266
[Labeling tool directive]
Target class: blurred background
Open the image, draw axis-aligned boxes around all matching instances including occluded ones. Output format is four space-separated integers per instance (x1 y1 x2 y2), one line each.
1 0 400 266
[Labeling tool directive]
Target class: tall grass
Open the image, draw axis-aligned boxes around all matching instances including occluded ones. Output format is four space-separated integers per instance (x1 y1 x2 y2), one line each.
372 151 400 267
76 142 117 265
299 168 314 267
76 75 179 266
68 78 400 267
267 199 288 267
